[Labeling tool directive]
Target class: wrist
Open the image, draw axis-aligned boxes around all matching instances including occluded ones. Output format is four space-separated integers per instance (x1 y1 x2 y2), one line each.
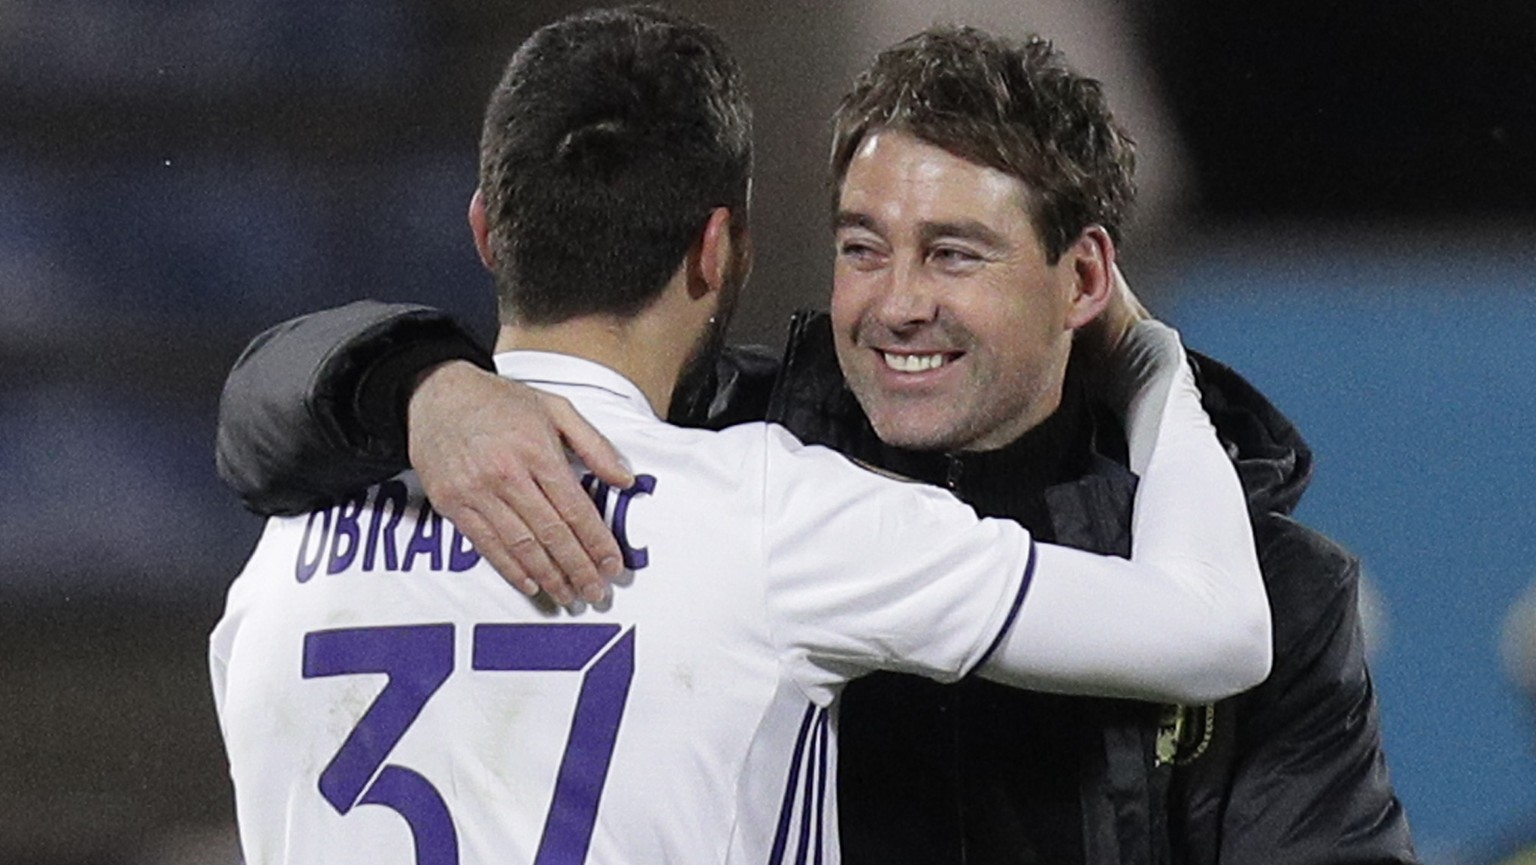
408 360 480 431
351 321 493 455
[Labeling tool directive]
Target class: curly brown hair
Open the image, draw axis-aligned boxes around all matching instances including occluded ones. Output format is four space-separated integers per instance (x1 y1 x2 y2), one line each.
831 26 1136 263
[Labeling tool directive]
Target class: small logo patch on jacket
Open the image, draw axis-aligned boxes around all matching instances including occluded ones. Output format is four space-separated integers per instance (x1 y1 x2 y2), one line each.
1156 704 1215 765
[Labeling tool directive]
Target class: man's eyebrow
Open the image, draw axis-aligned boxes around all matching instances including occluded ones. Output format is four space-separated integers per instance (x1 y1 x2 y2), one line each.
832 212 1012 253
832 210 878 233
918 219 1010 251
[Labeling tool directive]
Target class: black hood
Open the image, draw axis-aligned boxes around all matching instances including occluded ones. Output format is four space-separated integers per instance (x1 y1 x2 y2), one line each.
1188 350 1314 517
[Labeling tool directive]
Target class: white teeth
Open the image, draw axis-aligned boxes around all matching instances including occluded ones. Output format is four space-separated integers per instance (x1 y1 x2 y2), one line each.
882 352 948 372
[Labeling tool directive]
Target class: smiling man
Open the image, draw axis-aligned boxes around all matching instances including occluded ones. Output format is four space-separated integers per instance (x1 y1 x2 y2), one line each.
832 129 1100 450
214 22 1416 865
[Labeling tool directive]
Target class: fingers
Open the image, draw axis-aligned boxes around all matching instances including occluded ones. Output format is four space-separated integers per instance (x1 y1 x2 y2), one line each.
1098 264 1140 351
429 464 600 606
497 470 605 605
543 393 635 490
444 505 539 598
423 437 613 605
535 457 626 585
1109 263 1151 324
537 391 632 594
407 367 630 605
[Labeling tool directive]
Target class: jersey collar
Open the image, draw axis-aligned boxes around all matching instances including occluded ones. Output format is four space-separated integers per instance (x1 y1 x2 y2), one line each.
492 351 660 420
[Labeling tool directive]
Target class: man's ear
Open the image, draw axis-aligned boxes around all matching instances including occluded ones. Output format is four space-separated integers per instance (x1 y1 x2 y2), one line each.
1064 225 1116 330
688 206 735 300
468 188 495 271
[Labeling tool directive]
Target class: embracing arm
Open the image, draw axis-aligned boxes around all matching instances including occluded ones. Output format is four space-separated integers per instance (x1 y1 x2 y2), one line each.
215 300 634 603
216 300 491 515
978 321 1273 704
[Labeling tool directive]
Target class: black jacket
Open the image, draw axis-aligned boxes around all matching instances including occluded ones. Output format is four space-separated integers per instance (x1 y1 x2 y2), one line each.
216 301 1418 864
764 313 1416 865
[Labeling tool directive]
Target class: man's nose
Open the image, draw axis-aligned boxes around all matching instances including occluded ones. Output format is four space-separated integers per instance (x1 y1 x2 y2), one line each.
872 263 939 332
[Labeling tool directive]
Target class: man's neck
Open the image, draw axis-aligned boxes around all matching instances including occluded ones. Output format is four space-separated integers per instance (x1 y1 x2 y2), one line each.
886 385 1094 491
495 316 688 417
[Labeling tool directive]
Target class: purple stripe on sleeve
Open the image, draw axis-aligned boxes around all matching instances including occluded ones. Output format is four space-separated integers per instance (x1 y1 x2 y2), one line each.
976 537 1037 667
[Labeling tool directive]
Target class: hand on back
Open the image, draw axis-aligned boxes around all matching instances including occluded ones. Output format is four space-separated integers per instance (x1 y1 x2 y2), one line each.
408 361 635 605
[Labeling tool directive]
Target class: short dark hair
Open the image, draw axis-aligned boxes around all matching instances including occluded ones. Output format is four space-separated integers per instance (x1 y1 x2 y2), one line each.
830 26 1135 263
479 6 752 324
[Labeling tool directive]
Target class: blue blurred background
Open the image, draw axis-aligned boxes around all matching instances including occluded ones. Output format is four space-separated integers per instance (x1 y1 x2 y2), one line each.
1 1 1532 862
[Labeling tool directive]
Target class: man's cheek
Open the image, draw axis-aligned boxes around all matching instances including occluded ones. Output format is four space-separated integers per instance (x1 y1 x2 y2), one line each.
830 326 864 382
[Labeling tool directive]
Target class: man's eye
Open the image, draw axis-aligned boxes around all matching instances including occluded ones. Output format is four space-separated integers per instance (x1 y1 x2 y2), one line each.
929 247 981 266
838 240 877 260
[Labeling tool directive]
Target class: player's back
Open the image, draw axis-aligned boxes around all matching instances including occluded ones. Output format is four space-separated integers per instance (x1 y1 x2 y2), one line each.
211 352 1030 864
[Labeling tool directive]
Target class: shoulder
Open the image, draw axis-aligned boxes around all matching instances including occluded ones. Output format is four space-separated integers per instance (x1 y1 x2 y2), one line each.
759 423 961 504
597 415 776 497
1250 511 1365 682
1254 514 1358 611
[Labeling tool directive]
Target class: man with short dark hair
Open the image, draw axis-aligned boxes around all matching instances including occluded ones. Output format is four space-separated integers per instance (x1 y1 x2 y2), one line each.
474 5 751 328
214 18 1416 865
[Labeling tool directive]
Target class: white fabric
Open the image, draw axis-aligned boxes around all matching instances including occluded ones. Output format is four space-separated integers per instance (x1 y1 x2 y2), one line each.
978 322 1271 702
211 338 1266 865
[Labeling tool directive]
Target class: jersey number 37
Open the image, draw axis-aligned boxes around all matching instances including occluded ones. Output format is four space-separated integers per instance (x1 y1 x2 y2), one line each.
302 623 637 865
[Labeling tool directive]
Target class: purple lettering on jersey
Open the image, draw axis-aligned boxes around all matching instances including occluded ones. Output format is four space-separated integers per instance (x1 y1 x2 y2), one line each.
402 500 443 572
359 765 459 864
582 476 611 515
448 527 480 572
325 490 368 575
610 475 655 571
302 625 459 862
471 624 635 864
363 480 408 572
472 623 621 671
295 508 332 583
581 473 655 572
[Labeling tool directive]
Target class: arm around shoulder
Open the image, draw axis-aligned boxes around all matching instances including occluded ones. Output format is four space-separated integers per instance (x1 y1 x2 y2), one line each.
978 322 1272 704
216 300 491 515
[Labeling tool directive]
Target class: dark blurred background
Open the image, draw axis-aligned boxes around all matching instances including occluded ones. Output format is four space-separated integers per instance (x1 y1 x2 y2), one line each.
2 1 1533 862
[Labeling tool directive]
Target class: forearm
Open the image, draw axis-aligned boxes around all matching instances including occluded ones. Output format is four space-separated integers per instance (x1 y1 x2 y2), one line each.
215 300 491 514
979 323 1271 704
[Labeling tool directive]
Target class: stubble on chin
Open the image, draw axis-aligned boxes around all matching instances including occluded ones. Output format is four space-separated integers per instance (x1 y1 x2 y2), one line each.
855 389 955 452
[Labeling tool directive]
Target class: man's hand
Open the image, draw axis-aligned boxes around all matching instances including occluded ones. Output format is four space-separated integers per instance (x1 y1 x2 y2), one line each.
1076 263 1153 387
408 361 635 605
1087 263 1152 357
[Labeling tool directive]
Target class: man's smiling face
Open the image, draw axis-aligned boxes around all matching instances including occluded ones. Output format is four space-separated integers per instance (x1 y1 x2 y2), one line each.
831 129 1083 452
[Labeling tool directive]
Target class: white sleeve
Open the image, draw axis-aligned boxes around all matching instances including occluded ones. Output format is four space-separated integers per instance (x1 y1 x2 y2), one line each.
760 427 1036 705
977 321 1272 704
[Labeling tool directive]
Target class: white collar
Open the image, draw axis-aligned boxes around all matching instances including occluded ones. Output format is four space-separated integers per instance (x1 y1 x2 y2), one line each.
492 351 660 420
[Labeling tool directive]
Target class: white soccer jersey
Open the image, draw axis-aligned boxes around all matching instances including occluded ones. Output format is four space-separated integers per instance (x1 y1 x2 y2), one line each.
211 351 1040 865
